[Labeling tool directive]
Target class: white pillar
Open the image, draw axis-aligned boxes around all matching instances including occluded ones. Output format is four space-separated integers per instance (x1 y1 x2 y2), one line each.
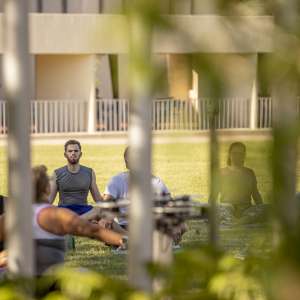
3 0 34 276
250 54 258 130
128 0 155 292
191 69 199 110
88 55 96 133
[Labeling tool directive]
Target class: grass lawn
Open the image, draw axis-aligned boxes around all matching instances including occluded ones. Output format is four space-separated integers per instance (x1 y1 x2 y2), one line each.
0 140 274 201
0 140 276 280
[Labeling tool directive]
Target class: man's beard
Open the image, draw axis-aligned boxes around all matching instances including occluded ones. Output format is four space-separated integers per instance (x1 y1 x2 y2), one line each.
67 157 80 165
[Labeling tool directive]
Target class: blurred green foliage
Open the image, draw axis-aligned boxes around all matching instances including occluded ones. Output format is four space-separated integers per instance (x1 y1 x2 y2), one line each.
0 248 274 300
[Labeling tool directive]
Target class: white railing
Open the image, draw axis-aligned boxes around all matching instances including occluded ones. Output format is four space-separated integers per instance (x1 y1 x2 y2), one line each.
96 99 129 131
97 97 251 131
30 100 88 133
258 97 272 128
200 97 250 130
0 100 88 134
152 99 200 130
0 97 279 134
152 98 250 130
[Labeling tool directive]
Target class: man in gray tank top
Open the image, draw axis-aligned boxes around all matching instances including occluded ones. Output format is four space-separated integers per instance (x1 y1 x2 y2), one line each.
49 140 103 217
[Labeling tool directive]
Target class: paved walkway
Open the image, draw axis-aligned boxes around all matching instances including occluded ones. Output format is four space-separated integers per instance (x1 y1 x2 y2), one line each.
0 129 272 146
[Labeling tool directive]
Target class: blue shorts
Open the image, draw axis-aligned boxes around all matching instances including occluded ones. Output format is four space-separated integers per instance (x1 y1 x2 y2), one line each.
58 204 93 215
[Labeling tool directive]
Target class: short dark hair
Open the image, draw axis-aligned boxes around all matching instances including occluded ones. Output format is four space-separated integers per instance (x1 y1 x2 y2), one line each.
64 139 81 152
227 142 246 166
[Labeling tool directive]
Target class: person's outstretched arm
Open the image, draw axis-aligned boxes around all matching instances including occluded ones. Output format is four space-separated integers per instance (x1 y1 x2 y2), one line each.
90 170 103 203
37 206 123 246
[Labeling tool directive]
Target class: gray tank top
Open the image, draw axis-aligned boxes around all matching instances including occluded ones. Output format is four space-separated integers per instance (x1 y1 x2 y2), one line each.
55 165 92 205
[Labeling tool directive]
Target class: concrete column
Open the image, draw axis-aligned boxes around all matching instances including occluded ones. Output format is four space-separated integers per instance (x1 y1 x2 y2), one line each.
191 69 199 109
101 0 123 13
118 54 129 99
171 0 192 14
167 54 192 100
96 55 113 99
42 0 63 12
87 55 96 133
3 0 34 276
67 0 99 13
250 54 258 129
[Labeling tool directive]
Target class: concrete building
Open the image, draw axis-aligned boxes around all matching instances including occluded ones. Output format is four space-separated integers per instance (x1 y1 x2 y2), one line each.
0 0 274 133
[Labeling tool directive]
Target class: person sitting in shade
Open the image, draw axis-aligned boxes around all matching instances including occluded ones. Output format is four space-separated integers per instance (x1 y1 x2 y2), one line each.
216 142 268 224
0 165 126 275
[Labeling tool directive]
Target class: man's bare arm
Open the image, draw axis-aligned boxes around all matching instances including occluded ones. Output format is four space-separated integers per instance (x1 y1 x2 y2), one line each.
90 170 103 203
38 207 123 246
48 172 58 204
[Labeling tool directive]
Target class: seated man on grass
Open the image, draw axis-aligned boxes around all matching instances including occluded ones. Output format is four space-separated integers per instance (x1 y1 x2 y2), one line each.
49 139 104 221
104 147 187 245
